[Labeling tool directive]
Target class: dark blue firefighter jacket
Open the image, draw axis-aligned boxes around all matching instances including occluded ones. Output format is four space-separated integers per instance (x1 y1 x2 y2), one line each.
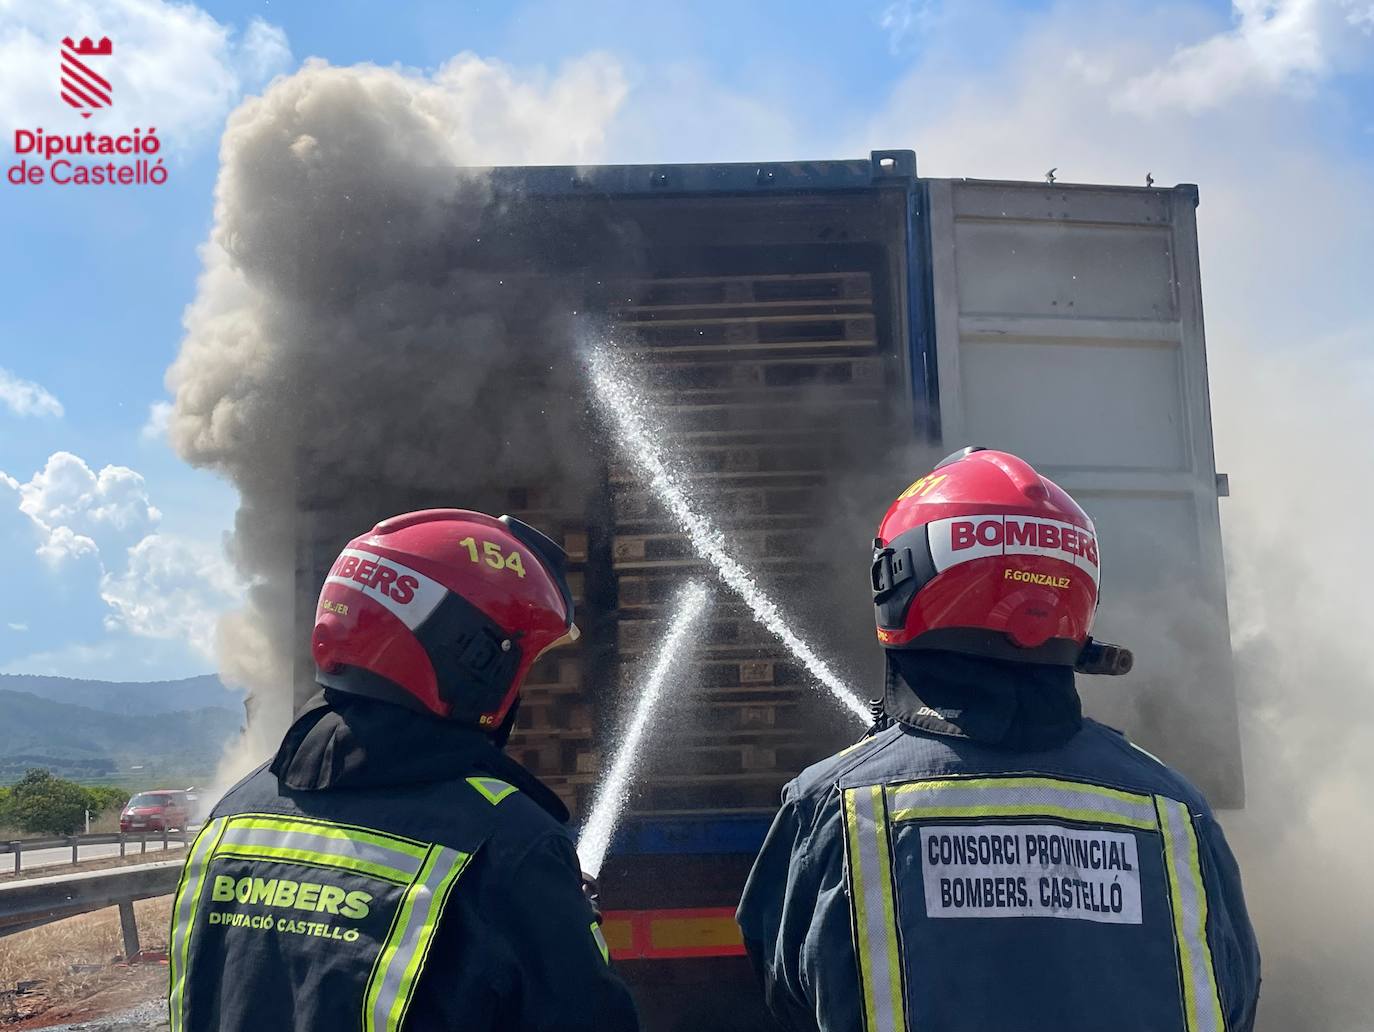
737 652 1260 1032
169 690 639 1032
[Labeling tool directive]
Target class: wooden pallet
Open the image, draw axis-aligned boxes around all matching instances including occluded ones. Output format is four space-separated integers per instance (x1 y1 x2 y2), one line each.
590 267 886 815
612 270 873 307
613 607 828 646
615 570 811 607
624 316 875 351
536 773 600 818
637 353 883 392
611 528 809 566
523 655 585 690
612 485 817 526
614 442 866 484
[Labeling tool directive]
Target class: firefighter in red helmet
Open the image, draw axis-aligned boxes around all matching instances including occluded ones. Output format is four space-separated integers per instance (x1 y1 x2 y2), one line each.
169 510 639 1032
737 448 1260 1032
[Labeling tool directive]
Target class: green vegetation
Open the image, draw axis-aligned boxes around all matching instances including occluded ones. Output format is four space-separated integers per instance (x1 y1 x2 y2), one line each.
1 769 132 837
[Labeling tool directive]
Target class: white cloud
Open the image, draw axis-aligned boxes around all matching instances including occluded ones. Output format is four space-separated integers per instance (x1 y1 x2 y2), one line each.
14 451 160 564
1117 0 1374 113
604 60 800 164
0 367 63 418
7 623 27 632
236 17 290 85
141 400 172 441
0 0 292 149
35 524 99 566
100 533 241 656
1 450 239 662
879 0 942 55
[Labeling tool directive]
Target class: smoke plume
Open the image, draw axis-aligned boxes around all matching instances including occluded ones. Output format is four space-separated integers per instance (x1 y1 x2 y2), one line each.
860 5 1374 1025
165 18 1374 1027
166 54 629 775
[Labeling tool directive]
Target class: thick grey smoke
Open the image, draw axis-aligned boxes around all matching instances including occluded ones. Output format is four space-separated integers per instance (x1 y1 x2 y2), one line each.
166 55 629 775
1210 351 1374 1031
165 20 1374 1027
859 6 1374 1025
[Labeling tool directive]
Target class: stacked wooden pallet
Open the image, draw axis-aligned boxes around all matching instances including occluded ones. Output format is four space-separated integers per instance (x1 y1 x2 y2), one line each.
495 485 601 819
605 269 887 814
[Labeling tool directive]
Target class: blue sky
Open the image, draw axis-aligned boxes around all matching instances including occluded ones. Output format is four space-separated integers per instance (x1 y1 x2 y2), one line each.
1 0 1372 683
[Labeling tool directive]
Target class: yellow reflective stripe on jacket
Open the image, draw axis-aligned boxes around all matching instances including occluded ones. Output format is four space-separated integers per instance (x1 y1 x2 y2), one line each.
167 817 228 1032
215 815 428 885
227 815 430 858
844 774 1226 1032
170 813 473 1032
1156 796 1225 1032
591 922 610 965
886 776 1158 830
842 785 906 1032
363 845 471 1032
466 776 519 805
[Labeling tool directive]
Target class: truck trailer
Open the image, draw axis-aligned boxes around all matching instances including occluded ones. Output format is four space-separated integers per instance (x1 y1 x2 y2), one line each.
291 150 1239 1030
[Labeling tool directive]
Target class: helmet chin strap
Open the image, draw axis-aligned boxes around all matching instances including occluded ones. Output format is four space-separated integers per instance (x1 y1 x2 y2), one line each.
489 695 522 749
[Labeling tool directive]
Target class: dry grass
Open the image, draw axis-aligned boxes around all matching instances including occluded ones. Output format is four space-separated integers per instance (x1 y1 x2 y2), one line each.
0 897 171 1009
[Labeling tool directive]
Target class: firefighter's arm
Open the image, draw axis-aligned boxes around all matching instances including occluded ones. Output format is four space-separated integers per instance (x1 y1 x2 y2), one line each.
737 785 831 1032
500 832 640 1032
1198 813 1262 1032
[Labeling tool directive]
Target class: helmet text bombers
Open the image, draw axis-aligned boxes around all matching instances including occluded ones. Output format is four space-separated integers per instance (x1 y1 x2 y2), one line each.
311 509 577 727
872 447 1124 669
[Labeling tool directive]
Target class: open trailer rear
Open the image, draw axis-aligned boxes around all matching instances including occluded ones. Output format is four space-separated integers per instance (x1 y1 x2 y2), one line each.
290 151 1238 1029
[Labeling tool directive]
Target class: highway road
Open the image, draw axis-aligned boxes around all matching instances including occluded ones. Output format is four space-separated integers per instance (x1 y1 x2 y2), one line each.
9 838 186 876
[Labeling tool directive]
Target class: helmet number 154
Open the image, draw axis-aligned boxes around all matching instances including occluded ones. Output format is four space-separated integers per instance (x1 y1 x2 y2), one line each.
457 537 527 578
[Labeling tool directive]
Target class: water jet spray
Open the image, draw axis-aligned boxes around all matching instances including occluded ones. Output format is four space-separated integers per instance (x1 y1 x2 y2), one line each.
577 579 714 877
585 340 870 725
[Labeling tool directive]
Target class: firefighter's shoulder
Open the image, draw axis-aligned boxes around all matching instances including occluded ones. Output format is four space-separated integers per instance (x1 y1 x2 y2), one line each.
457 771 587 875
782 723 907 803
1078 717 1214 816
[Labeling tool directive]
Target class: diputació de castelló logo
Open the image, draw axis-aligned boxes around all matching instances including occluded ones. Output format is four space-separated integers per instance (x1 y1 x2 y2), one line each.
62 35 113 118
7 33 168 188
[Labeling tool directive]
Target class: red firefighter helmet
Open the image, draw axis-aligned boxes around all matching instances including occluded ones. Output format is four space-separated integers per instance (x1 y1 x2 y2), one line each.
311 509 577 728
872 447 1103 667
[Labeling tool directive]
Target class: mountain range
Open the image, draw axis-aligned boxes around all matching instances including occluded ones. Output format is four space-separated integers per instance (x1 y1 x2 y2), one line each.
0 674 246 784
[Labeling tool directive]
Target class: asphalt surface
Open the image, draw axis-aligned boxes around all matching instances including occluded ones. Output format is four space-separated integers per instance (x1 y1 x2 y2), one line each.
10 840 186 876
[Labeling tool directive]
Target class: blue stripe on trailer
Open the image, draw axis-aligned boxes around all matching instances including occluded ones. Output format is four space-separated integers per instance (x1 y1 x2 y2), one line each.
596 815 775 856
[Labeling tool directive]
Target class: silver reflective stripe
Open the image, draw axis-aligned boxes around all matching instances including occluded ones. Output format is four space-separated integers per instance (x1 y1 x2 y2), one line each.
365 846 469 1032
217 824 424 880
1157 797 1224 1032
888 776 1157 830
167 817 227 1032
843 786 906 1032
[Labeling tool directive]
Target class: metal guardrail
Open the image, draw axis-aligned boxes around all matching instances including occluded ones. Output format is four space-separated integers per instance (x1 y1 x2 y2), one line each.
0 827 193 874
0 860 183 955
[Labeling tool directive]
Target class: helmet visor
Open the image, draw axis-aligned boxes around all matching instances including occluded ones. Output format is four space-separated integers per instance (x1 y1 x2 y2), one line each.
499 514 576 629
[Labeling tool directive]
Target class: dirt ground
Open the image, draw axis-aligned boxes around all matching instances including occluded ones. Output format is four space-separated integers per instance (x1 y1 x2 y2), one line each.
0 899 170 1029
